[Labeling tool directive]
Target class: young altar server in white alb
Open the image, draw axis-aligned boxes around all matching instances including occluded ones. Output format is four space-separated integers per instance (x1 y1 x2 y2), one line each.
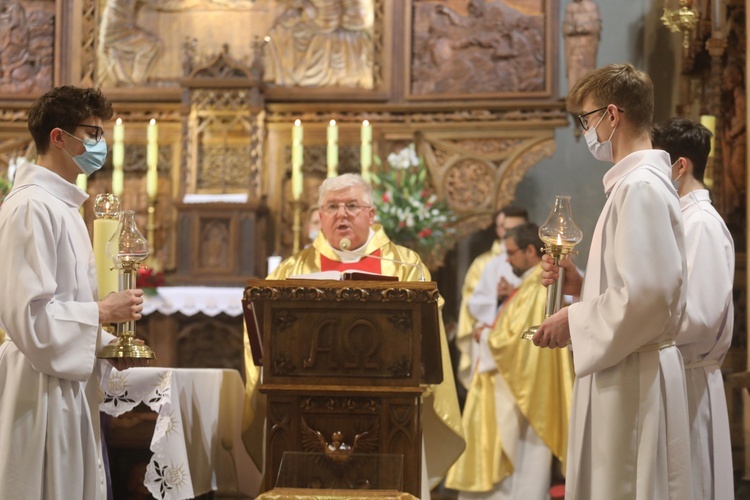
652 117 735 500
0 86 145 499
534 64 694 499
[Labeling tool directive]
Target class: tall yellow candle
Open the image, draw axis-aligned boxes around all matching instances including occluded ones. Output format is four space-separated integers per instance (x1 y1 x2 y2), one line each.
360 120 372 181
112 118 124 197
700 115 716 157
76 173 87 192
327 119 338 178
292 119 304 200
94 218 120 299
93 194 121 300
146 119 158 199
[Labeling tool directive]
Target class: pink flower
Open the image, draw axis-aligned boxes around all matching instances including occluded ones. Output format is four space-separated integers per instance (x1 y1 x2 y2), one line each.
418 228 432 238
382 192 392 203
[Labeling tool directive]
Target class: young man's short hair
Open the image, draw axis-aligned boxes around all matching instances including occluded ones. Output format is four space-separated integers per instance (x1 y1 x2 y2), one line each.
652 117 712 183
28 86 113 155
567 63 654 135
505 222 543 258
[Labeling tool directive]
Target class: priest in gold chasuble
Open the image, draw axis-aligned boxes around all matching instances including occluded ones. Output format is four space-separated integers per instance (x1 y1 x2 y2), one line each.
446 223 573 499
242 174 465 493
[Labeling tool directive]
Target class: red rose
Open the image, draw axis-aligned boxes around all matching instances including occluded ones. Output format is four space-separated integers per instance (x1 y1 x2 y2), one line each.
382 192 391 203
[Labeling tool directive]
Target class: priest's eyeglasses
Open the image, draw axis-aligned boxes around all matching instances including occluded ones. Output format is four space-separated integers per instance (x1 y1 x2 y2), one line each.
577 106 624 131
322 202 368 216
75 124 105 143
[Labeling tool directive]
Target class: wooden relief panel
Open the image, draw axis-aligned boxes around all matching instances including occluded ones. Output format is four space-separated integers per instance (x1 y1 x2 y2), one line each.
268 305 417 381
416 131 556 267
95 0 269 88
408 0 557 99
92 0 390 97
0 0 55 95
263 0 375 88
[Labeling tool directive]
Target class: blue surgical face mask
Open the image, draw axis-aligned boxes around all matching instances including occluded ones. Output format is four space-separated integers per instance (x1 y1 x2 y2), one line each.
62 130 107 176
584 110 617 162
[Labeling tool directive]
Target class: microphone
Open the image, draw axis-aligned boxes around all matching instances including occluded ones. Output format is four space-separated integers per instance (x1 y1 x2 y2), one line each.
339 238 426 282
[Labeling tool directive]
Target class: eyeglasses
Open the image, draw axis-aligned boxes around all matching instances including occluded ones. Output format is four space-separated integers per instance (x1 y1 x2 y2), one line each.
75 123 105 143
321 202 369 216
577 106 624 131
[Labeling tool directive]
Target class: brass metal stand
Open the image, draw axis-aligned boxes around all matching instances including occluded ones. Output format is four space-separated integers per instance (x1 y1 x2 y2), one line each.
521 195 582 341
97 209 156 360
98 260 155 359
521 243 575 341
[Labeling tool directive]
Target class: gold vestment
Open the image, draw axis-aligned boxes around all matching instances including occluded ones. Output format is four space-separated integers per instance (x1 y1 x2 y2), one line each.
446 264 573 491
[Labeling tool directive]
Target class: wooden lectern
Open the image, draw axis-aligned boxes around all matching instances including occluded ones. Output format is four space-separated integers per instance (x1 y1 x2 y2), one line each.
243 278 444 497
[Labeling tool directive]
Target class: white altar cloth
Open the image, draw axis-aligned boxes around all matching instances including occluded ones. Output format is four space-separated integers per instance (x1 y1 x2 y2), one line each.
101 367 260 500
142 287 245 317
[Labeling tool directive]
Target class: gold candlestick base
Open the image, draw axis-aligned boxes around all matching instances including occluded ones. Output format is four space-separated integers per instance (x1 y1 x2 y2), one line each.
98 331 155 359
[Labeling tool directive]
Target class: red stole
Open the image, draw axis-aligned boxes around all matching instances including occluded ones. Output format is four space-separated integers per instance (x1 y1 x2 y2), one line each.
320 249 382 274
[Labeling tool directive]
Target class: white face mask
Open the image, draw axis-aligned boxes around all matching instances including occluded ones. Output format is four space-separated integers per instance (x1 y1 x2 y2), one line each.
584 110 617 162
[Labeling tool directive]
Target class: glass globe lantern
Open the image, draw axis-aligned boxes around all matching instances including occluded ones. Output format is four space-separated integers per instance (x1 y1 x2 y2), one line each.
522 195 583 341
97 210 155 359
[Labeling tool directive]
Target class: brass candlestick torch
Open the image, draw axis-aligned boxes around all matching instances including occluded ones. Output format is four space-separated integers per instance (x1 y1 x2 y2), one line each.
97 210 156 359
522 195 583 341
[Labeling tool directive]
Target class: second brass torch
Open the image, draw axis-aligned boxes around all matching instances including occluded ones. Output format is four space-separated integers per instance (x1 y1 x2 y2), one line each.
521 195 583 341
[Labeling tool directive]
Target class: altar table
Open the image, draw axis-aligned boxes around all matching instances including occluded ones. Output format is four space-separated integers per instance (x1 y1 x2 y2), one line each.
101 367 260 499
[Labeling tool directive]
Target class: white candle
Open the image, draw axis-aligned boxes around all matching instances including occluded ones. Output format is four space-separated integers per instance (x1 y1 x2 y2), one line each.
112 118 124 197
360 120 372 181
327 119 338 178
146 119 158 199
292 119 304 200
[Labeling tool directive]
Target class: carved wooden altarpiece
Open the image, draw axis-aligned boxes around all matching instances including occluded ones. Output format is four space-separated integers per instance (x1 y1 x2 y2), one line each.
245 279 444 497
171 42 270 284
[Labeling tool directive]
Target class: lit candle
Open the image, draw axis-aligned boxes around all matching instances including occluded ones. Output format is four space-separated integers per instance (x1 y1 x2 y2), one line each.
292 119 304 200
360 120 372 181
700 115 716 157
112 118 124 197
327 119 338 178
146 118 158 199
